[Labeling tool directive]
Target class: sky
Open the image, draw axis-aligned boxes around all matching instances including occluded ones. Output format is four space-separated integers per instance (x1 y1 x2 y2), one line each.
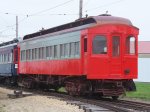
0 0 150 42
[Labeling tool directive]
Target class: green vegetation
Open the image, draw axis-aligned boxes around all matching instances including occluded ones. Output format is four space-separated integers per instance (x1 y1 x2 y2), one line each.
57 87 67 93
0 105 5 112
126 82 150 101
57 83 150 101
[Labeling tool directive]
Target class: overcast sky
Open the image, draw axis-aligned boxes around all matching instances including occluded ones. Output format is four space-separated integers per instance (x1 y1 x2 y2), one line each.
0 0 150 42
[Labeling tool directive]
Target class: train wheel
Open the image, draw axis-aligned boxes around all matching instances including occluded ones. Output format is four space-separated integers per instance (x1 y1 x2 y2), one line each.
5 78 11 86
22 78 35 89
112 96 119 100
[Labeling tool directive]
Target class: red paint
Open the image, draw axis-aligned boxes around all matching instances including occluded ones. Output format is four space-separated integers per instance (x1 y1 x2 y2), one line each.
18 24 139 80
19 59 82 75
86 24 138 79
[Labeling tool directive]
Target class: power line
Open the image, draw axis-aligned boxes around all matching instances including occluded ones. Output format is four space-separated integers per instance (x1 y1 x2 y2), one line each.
0 0 75 34
29 0 75 16
0 12 27 16
28 13 78 16
85 0 126 12
84 0 91 7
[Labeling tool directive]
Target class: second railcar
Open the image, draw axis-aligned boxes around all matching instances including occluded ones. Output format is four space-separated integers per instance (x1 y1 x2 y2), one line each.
0 39 18 85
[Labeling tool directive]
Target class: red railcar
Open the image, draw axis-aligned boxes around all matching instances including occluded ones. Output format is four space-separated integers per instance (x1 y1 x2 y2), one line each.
18 15 139 99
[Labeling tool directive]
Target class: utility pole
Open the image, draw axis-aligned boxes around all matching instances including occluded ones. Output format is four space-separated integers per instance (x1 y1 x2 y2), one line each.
79 0 83 19
16 16 18 39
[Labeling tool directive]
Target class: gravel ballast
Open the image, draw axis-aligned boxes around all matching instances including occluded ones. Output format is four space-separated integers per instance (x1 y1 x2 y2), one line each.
0 87 84 112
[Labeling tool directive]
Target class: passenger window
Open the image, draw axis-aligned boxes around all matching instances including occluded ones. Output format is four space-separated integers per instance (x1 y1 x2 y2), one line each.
49 46 52 58
126 36 136 54
46 46 49 58
29 49 31 60
54 45 58 58
92 35 107 54
39 48 41 59
32 49 35 60
84 38 87 52
64 43 69 57
112 36 120 57
26 50 29 60
35 48 38 59
70 43 75 56
75 42 80 56
60 44 64 58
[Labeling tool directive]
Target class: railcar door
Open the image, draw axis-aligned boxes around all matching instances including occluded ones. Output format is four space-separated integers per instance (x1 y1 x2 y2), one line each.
87 34 109 79
110 34 122 78
123 35 138 78
13 48 18 75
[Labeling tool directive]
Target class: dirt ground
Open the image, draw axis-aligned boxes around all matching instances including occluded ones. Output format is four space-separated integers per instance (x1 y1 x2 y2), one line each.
0 87 84 112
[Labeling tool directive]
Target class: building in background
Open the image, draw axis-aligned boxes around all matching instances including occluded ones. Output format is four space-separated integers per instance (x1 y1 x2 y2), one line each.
136 41 150 82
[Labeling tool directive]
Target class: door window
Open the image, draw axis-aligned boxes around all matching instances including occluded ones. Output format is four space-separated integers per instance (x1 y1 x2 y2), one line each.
126 36 136 54
112 36 120 57
92 35 107 54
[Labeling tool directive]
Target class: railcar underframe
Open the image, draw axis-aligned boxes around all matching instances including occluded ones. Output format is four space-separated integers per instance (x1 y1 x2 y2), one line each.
18 74 136 99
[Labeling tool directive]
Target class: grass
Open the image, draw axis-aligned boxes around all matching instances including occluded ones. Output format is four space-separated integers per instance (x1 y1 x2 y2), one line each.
126 82 150 101
57 87 67 93
0 105 5 112
57 82 150 101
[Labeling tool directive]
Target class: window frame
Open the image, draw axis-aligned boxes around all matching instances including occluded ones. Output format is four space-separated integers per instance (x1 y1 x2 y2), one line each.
92 35 108 55
125 36 136 55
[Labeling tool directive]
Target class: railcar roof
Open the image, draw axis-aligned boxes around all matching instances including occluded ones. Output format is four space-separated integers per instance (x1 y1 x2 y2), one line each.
23 15 133 40
0 39 18 47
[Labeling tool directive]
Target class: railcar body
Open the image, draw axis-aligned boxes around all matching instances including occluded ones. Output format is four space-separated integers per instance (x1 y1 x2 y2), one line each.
18 15 139 98
0 39 18 85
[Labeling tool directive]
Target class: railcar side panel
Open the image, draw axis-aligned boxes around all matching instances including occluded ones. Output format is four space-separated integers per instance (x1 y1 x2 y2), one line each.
0 63 12 75
0 45 18 77
20 59 82 75
19 31 83 76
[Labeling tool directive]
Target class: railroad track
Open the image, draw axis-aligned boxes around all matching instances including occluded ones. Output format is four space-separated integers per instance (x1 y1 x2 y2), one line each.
1 84 150 112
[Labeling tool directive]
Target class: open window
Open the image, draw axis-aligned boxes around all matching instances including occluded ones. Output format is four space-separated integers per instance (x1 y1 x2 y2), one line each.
126 36 136 55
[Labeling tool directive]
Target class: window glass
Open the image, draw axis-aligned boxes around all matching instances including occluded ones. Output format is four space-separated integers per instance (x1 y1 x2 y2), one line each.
112 36 120 57
21 51 23 61
26 50 29 60
92 36 107 54
64 43 69 57
75 42 80 56
39 48 41 59
46 46 49 58
54 45 58 58
15 50 18 62
49 46 52 58
0 55 1 63
4 54 6 62
28 49 31 60
32 49 35 60
8 53 10 62
126 36 136 54
35 48 38 59
60 44 64 58
42 47 44 59
70 43 75 56
84 38 87 52
2 54 3 62
21 51 24 61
